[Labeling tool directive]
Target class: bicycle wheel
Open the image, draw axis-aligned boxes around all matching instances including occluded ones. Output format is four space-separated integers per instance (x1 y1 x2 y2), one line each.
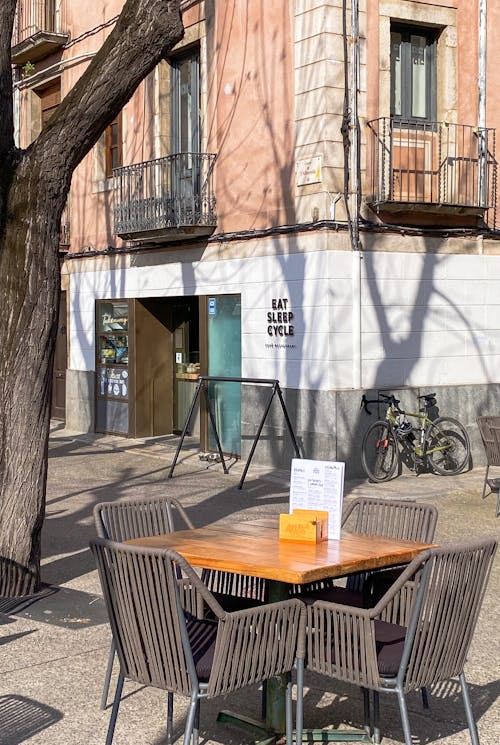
425 417 470 475
361 421 399 482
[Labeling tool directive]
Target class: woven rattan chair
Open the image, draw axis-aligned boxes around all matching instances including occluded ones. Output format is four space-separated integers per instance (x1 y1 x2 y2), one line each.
94 496 195 722
94 495 194 543
477 416 500 516
91 538 306 745
299 537 497 745
297 497 438 605
293 497 438 716
94 496 268 727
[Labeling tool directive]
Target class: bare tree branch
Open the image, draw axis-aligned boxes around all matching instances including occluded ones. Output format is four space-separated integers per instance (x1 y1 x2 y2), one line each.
0 0 185 595
33 0 184 182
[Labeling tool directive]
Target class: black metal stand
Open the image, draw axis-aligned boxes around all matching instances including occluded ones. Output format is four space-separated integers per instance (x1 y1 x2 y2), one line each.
167 376 302 489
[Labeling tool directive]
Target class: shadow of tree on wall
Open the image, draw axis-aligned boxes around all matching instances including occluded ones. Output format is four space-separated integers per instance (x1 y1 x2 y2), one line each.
341 234 498 480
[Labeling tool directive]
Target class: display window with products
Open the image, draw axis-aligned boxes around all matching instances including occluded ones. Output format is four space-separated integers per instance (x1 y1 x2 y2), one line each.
96 300 130 434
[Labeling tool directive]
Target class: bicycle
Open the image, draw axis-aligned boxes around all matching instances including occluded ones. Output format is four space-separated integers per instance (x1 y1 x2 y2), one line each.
360 392 471 482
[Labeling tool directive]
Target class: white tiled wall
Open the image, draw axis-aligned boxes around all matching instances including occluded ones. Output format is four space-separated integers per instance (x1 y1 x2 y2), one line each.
69 240 500 392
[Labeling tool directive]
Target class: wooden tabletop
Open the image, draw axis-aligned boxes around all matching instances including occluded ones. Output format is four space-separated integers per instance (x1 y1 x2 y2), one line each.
126 517 433 585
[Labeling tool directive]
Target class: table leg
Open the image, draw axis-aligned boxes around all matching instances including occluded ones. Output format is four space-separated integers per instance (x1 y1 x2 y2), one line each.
219 579 372 744
217 580 289 743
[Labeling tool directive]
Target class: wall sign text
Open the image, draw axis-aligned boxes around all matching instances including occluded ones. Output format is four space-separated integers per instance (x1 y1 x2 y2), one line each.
267 297 294 337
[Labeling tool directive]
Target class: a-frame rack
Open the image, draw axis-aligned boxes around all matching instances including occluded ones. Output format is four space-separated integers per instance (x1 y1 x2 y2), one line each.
168 376 301 489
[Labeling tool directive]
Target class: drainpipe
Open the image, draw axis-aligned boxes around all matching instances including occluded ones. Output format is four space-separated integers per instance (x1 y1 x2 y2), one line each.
478 0 487 129
350 0 360 251
478 0 487 206
348 0 363 389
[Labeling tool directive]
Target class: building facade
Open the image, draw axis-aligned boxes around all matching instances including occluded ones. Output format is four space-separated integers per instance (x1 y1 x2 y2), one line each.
12 0 500 476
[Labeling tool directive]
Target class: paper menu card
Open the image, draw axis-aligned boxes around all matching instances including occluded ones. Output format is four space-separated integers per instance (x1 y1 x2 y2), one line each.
289 458 345 539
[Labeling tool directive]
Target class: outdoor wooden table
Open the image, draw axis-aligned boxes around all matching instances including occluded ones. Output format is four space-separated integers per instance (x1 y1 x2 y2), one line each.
127 517 434 743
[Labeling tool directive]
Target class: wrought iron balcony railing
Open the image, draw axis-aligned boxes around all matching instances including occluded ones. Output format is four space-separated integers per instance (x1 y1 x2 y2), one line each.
367 118 497 223
12 1 69 64
113 153 217 241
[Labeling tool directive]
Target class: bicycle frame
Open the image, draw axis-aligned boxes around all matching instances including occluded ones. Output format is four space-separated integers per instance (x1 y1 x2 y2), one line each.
385 404 426 457
362 394 449 461
360 392 470 480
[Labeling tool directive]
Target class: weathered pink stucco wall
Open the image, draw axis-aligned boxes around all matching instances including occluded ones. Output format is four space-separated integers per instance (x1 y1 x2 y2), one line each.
207 0 295 233
18 1 500 251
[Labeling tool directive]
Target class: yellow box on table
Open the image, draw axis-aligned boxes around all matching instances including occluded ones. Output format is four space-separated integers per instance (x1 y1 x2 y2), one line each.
279 509 329 543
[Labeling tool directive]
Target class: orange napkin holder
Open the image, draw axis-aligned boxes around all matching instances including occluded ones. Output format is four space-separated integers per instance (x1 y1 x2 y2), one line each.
279 509 329 543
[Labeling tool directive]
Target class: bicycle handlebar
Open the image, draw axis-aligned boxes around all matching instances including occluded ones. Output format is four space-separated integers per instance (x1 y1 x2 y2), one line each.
360 393 403 416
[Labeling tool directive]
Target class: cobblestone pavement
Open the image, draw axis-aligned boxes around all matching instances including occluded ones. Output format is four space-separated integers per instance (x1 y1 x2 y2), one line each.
0 423 498 745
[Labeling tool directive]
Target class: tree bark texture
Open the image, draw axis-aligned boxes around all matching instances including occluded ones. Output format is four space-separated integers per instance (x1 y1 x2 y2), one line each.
0 0 184 595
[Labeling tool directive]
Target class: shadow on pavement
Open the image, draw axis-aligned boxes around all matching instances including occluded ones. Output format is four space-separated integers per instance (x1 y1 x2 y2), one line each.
301 675 500 744
0 694 63 744
8 585 108 629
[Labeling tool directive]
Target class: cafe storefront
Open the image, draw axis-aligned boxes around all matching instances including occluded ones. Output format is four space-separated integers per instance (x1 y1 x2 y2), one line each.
94 293 242 456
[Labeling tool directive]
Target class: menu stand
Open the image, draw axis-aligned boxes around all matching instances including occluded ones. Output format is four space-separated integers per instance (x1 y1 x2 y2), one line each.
168 376 302 489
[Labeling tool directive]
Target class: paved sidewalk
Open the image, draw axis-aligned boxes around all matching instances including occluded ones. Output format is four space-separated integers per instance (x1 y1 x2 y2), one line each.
0 423 498 745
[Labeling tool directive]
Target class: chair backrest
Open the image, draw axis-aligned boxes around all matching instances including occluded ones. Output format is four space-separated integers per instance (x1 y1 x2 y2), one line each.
90 539 195 696
201 569 267 602
91 539 305 702
93 498 266 603
402 538 497 691
93 496 193 541
477 416 500 467
342 497 438 543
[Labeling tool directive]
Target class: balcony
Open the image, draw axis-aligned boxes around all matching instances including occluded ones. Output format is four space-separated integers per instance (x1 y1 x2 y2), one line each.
367 118 497 226
12 1 69 65
113 153 217 242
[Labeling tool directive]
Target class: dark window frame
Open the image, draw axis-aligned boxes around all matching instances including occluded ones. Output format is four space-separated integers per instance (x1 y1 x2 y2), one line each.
105 112 123 178
390 23 438 124
38 79 61 129
170 48 201 154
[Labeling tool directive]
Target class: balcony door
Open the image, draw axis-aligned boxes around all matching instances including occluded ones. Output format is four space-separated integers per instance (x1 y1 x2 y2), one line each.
45 0 56 32
171 51 200 224
390 25 439 203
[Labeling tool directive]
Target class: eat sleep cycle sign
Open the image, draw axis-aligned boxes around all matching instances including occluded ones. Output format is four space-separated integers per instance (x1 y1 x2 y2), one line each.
267 297 294 337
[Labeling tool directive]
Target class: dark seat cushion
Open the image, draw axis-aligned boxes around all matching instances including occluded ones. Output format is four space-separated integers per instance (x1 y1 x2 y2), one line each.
309 618 406 678
374 619 406 676
185 614 218 682
212 591 264 613
306 621 406 678
300 585 364 607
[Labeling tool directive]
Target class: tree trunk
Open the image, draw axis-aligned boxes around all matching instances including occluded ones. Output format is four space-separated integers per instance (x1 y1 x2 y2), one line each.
0 0 184 596
0 154 63 594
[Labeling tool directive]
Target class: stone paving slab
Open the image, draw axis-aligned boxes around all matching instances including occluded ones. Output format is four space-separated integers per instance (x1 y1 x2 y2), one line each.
0 424 498 745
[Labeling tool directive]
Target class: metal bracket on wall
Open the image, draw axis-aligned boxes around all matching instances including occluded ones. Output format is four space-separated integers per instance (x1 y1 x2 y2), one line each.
167 376 302 489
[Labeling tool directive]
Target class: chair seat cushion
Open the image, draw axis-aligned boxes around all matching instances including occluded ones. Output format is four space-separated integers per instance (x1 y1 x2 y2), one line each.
307 618 406 679
374 619 406 676
299 585 365 607
212 591 264 613
185 615 218 682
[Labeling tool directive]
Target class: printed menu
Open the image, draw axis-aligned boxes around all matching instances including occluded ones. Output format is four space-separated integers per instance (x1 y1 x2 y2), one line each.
289 458 345 539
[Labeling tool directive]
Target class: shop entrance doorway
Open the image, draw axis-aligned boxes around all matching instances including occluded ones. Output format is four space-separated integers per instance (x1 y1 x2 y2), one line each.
207 294 241 456
95 296 200 437
95 294 241 446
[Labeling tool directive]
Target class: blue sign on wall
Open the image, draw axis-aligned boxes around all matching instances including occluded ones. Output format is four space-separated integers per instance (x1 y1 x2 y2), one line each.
208 297 217 315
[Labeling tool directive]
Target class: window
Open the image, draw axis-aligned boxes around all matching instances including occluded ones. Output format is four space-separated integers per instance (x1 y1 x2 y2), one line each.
39 80 61 129
390 24 437 122
44 0 56 32
171 50 200 153
105 112 122 178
